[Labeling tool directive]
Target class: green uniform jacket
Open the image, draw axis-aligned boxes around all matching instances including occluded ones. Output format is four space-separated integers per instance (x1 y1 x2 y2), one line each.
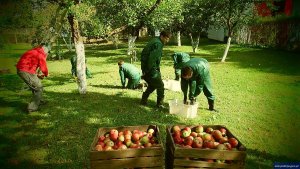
119 63 141 87
172 52 190 69
181 58 215 101
141 37 163 78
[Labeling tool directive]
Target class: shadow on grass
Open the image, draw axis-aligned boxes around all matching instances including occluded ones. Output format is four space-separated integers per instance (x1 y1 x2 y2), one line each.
0 85 185 169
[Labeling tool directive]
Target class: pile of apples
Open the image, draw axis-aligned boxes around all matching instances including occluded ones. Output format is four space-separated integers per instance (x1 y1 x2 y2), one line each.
95 128 159 151
171 125 243 151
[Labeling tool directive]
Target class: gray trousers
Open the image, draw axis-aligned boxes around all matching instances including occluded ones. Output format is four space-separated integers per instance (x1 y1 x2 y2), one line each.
17 70 43 111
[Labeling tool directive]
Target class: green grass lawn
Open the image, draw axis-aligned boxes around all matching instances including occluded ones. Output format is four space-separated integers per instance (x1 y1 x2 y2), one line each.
0 38 300 169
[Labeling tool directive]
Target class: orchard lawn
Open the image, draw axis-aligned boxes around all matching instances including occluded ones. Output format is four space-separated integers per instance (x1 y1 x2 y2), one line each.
0 38 299 169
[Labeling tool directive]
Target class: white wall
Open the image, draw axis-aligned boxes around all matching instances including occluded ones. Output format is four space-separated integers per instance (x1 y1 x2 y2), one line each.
207 26 225 42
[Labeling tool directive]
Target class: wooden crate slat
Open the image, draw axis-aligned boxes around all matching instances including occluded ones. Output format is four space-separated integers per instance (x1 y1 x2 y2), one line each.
173 148 246 160
174 159 244 168
90 147 163 160
90 156 163 169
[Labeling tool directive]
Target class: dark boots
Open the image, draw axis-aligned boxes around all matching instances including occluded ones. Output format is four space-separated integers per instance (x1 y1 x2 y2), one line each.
208 100 218 112
140 92 149 105
156 97 165 108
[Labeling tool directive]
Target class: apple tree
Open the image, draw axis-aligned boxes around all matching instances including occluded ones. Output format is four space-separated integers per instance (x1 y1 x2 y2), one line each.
213 0 254 62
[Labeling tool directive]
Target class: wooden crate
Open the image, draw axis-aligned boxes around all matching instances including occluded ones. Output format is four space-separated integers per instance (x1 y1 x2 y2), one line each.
90 125 164 169
165 125 247 169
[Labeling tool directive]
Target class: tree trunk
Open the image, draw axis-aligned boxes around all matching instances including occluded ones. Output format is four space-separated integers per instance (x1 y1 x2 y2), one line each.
177 31 181 46
190 33 200 53
68 14 87 94
221 36 231 62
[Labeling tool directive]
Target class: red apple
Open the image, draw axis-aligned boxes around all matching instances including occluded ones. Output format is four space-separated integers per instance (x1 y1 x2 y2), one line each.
118 131 124 136
224 142 232 150
118 144 127 150
132 132 140 142
98 135 105 142
202 133 213 141
97 141 105 148
173 136 183 145
172 130 181 138
205 127 214 134
95 144 103 151
124 134 132 140
228 138 238 148
219 128 227 136
219 137 228 144
123 130 132 136
184 136 194 146
203 140 214 149
192 137 203 148
103 145 113 151
212 130 223 141
110 129 119 141
183 127 191 134
172 125 181 133
190 132 198 138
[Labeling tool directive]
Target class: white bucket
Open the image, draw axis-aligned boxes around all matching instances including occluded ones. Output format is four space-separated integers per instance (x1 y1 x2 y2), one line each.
168 99 198 118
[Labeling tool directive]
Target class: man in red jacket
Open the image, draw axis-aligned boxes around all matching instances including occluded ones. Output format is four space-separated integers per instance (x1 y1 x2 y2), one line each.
16 43 50 113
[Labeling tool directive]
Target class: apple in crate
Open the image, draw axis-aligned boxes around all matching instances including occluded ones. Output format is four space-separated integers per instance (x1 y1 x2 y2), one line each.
195 125 204 133
212 130 223 141
205 127 214 134
95 144 103 151
220 128 227 136
110 129 119 141
172 125 181 133
132 132 140 142
181 130 190 138
118 135 125 142
183 127 191 134
140 135 150 144
202 133 213 141
192 137 203 148
228 138 239 148
148 128 155 134
123 130 132 136
184 136 194 146
219 136 228 144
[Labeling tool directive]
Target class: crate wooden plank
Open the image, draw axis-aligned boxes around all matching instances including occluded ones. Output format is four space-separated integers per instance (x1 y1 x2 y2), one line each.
173 159 244 168
173 149 246 160
90 156 163 169
90 147 163 160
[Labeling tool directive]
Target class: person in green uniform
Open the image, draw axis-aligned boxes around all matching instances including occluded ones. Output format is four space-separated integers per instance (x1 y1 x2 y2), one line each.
118 60 141 89
181 58 218 112
171 52 191 80
140 31 172 108
70 55 92 78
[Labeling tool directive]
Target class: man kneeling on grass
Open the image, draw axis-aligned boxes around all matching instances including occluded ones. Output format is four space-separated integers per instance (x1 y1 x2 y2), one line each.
118 60 141 89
